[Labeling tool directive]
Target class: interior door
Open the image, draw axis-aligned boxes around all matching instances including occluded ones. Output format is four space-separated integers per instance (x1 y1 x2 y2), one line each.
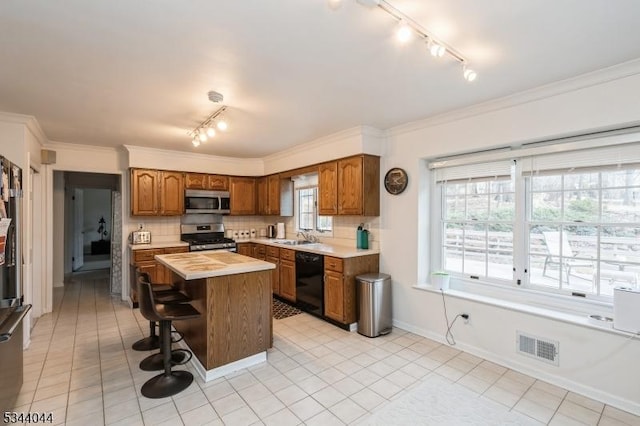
72 188 84 271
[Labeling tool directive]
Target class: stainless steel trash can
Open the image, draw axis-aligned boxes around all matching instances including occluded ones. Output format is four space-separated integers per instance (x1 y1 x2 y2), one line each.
356 273 392 337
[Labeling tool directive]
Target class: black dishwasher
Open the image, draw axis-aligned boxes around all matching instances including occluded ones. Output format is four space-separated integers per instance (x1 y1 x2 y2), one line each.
295 252 324 317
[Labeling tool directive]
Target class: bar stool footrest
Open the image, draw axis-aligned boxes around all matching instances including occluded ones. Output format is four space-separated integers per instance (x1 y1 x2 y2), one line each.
139 350 187 371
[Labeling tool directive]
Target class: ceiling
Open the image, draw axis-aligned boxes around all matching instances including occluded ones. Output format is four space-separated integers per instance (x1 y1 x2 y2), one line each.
1 1 640 158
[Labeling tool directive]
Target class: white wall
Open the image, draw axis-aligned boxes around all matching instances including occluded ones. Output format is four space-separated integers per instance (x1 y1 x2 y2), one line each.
381 62 640 414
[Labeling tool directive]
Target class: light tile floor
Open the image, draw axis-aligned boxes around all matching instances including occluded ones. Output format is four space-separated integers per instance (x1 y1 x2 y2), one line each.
12 270 640 425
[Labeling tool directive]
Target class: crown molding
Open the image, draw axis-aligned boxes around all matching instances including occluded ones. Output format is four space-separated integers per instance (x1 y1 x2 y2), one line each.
45 140 122 154
122 144 263 167
0 111 49 145
263 125 378 163
388 58 640 138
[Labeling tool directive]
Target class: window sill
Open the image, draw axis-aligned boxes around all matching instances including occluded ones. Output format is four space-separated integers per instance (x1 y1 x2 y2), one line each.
412 283 635 338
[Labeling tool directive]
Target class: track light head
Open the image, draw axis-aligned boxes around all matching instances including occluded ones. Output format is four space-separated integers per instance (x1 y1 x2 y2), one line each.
192 138 200 147
429 41 446 57
217 120 228 131
206 126 216 138
463 65 477 82
396 20 413 43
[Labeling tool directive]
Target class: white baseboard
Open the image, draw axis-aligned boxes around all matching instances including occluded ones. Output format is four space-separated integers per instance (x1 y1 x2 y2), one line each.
392 318 640 416
176 339 267 382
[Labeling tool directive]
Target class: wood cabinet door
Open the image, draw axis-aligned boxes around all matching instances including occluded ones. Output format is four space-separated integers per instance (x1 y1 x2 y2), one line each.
279 260 296 302
237 243 253 257
207 174 229 191
337 156 363 215
159 171 184 215
185 173 206 189
137 261 161 285
318 161 338 215
131 169 159 215
229 177 257 215
267 174 281 215
255 244 266 260
256 177 268 215
266 255 280 295
324 270 344 322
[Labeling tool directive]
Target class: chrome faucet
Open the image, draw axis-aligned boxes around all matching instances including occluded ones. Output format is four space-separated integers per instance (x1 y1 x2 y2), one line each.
297 231 319 243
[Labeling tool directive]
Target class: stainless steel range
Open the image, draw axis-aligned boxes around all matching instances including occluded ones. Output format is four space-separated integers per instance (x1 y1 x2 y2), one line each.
180 223 236 252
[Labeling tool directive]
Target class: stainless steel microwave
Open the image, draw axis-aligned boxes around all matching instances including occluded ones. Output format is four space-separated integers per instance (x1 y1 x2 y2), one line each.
184 189 231 214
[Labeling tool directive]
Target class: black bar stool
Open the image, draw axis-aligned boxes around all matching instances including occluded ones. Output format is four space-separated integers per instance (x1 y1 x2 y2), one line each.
136 273 192 371
132 270 190 352
138 278 201 399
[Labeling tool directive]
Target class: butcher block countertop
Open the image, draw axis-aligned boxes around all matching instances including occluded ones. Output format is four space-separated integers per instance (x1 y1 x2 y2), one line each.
155 250 275 280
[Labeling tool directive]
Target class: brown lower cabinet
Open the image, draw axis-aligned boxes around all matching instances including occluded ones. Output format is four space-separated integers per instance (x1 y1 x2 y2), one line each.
236 243 380 326
266 246 280 295
130 246 189 306
279 248 296 302
324 254 379 324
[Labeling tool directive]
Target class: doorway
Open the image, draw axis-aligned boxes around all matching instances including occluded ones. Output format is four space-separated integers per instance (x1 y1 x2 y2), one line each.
53 171 121 294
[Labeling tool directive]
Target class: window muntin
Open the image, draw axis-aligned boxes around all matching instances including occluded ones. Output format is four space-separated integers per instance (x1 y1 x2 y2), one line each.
441 177 515 282
436 156 640 300
296 187 332 233
527 168 640 297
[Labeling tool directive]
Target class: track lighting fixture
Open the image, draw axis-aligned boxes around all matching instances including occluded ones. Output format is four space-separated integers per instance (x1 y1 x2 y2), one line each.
188 105 228 147
350 0 477 82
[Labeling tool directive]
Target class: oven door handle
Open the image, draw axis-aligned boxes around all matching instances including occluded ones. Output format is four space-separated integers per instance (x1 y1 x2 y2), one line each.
0 304 31 343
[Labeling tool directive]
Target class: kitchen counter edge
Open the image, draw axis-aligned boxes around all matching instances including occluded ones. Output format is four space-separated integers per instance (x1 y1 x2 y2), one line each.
129 241 189 250
239 238 379 258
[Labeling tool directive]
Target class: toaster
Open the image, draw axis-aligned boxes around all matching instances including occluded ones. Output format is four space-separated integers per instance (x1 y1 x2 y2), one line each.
131 230 151 245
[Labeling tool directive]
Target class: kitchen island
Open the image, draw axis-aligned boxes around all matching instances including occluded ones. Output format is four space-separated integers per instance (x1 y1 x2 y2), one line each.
155 250 275 381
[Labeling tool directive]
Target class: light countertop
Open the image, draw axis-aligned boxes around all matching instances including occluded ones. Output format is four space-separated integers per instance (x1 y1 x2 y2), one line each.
156 250 275 280
129 241 189 250
239 238 380 259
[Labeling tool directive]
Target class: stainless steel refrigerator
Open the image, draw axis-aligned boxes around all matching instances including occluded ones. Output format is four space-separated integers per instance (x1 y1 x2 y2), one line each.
0 156 31 413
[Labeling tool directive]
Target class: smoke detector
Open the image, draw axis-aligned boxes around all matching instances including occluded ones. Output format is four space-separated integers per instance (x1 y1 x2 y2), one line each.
208 90 224 103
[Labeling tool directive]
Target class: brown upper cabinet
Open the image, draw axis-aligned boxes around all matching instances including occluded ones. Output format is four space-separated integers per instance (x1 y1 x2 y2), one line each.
318 161 338 215
229 177 257 215
185 173 229 191
318 155 379 216
257 176 268 215
131 168 184 216
208 174 229 191
257 174 293 216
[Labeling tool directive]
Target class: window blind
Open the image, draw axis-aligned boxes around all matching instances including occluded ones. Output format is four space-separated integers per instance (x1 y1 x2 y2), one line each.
433 160 513 183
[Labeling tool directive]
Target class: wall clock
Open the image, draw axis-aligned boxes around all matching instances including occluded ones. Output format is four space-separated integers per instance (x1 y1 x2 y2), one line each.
384 167 408 195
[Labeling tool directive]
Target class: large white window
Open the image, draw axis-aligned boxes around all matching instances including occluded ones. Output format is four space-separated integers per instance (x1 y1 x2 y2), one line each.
432 139 640 300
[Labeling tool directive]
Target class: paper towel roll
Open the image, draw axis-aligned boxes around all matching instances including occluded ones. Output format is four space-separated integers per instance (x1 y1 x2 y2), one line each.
276 222 285 239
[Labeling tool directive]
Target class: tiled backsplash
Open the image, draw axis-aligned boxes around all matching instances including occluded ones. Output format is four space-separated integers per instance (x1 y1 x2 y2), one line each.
126 215 380 249
126 216 181 243
226 215 380 249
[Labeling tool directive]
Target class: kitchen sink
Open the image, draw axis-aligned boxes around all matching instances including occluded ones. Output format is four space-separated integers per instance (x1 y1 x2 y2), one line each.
273 239 316 246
